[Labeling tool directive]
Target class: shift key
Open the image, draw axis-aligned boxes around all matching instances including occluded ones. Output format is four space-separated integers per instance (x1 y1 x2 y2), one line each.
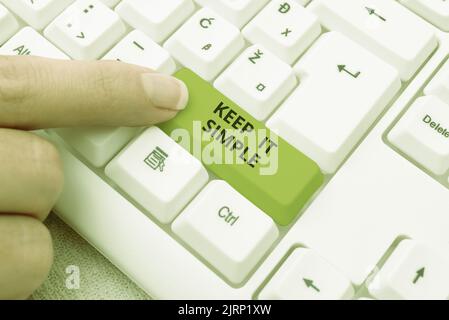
160 69 323 225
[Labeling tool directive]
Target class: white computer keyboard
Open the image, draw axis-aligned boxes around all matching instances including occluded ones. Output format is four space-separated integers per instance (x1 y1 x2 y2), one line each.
1 0 449 300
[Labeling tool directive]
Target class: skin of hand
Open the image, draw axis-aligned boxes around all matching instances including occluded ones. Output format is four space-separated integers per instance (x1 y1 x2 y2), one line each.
0 55 189 299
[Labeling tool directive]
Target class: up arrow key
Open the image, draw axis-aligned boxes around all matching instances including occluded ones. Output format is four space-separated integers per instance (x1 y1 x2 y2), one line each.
303 278 320 293
365 7 387 22
413 267 425 284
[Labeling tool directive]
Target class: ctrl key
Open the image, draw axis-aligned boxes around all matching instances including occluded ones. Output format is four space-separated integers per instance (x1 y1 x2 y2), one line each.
172 180 279 285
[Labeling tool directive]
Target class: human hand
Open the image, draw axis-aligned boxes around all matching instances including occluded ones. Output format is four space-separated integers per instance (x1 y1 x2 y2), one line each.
0 55 188 299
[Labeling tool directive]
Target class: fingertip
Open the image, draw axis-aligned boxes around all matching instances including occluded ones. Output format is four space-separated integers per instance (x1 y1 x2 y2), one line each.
141 73 189 111
0 216 53 300
175 79 189 110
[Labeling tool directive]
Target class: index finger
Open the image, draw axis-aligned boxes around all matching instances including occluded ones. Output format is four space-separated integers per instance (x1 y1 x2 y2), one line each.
0 56 188 129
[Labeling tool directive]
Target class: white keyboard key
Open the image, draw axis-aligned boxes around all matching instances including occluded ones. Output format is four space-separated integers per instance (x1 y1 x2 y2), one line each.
103 30 176 75
116 0 195 44
215 45 297 121
368 240 449 300
243 0 321 65
259 248 354 300
0 3 19 45
400 0 449 31
164 8 245 81
0 27 69 59
172 180 278 284
1 0 74 30
388 96 449 176
55 127 140 167
106 127 209 224
424 59 449 105
267 32 400 173
100 0 120 8
309 0 437 81
44 0 126 60
195 0 269 29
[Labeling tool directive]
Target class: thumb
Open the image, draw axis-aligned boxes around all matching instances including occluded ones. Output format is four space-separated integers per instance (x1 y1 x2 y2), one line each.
0 56 188 129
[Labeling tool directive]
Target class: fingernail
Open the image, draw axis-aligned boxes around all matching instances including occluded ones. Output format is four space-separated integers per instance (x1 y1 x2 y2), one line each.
141 73 189 111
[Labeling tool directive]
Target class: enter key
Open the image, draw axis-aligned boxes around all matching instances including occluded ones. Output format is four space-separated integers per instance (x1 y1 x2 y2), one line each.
160 69 323 226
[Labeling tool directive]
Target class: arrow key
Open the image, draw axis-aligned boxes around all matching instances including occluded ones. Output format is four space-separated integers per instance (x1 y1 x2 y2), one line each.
259 248 354 300
309 0 437 81
368 240 449 300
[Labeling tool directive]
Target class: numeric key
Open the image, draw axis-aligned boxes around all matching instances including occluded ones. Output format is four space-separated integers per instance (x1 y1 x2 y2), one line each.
44 0 126 60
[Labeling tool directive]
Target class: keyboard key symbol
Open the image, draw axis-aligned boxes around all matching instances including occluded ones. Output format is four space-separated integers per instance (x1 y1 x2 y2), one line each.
199 17 215 29
144 147 168 172
413 267 425 284
303 278 321 293
278 2 291 14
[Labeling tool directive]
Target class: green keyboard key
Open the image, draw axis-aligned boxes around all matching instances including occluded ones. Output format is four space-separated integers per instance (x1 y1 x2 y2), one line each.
160 69 323 226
